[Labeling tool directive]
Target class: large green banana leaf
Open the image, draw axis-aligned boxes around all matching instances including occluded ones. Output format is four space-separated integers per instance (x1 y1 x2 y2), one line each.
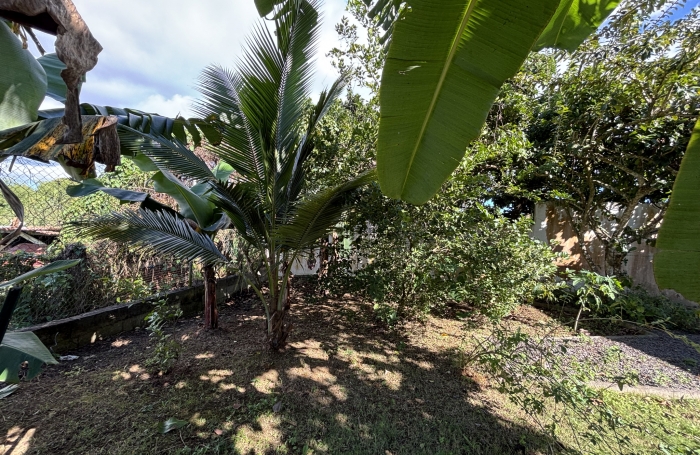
37 53 84 103
151 171 218 228
534 0 620 51
367 0 619 204
0 21 47 130
375 0 559 204
654 119 700 303
0 332 58 383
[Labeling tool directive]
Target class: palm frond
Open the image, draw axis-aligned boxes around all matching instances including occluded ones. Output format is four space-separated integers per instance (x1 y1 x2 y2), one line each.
273 0 321 154
195 66 269 192
118 126 215 183
66 209 226 266
275 169 376 251
279 72 351 205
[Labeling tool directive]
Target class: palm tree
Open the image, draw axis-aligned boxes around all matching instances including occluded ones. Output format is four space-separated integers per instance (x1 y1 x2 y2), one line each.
70 0 374 348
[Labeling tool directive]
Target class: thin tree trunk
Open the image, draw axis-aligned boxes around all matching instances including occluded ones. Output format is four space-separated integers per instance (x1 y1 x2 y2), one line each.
203 264 218 330
268 262 293 350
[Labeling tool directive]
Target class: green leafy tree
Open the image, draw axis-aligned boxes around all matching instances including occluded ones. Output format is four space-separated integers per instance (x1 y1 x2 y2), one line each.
70 0 373 349
521 6 700 274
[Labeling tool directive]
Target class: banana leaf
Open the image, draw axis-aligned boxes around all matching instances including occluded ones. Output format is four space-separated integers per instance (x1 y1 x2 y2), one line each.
375 0 559 204
534 0 620 51
0 332 58 383
654 119 700 303
0 21 46 130
365 0 619 203
37 53 84 103
37 104 222 147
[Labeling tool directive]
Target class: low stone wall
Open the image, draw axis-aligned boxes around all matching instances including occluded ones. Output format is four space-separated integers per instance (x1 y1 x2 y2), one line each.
16 274 247 353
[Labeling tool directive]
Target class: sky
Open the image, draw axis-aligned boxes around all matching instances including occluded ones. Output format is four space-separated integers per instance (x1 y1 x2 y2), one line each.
32 0 350 117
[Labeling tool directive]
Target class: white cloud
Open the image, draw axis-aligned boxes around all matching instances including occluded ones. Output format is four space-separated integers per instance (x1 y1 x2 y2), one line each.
29 0 350 110
38 97 64 111
134 94 196 118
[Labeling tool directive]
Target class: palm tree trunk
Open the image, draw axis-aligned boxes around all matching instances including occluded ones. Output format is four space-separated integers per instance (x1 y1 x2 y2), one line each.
268 262 293 350
202 264 218 329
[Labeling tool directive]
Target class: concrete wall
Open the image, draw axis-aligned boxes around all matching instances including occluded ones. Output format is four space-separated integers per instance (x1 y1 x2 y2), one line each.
532 202 662 293
16 274 247 353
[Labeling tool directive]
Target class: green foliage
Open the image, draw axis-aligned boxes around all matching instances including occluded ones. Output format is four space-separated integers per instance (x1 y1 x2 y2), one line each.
63 159 156 224
0 178 72 227
0 21 46 130
461 323 696 454
144 298 182 374
603 287 700 332
524 6 700 274
566 270 623 331
323 177 559 323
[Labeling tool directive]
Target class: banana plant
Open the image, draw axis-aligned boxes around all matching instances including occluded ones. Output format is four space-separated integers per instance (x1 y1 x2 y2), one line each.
65 145 230 330
654 118 700 303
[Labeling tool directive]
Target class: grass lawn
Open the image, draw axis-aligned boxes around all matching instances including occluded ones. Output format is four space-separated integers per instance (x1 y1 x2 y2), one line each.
2 289 699 454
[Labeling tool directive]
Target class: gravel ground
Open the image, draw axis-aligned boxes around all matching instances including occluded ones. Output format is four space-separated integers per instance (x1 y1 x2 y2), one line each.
557 332 700 391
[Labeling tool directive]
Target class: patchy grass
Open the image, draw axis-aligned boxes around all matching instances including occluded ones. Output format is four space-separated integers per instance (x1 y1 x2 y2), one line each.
1 292 698 455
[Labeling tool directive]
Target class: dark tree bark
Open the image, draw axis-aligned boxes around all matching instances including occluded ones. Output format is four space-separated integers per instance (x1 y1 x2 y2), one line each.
202 264 217 329
268 263 293 350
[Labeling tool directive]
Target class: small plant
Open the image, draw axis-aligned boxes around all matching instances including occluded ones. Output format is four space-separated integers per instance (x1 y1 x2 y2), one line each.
144 299 182 373
115 276 153 303
654 372 672 387
606 287 700 332
567 270 623 332
372 302 399 328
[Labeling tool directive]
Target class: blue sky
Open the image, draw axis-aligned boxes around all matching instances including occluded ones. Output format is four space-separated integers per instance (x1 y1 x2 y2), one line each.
32 0 350 117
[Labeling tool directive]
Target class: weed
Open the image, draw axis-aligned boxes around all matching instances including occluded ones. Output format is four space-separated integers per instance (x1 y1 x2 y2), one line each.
144 299 182 373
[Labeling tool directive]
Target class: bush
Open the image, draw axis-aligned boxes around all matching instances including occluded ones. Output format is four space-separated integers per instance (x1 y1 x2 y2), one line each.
422 216 558 320
0 239 192 329
605 287 700 332
321 183 559 323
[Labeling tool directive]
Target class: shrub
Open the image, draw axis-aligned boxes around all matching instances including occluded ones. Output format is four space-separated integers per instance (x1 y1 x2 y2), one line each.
321 183 559 323
605 287 700 332
565 270 623 332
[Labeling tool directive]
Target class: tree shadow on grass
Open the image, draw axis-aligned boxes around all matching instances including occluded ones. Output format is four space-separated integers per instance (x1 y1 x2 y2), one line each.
0 296 567 455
